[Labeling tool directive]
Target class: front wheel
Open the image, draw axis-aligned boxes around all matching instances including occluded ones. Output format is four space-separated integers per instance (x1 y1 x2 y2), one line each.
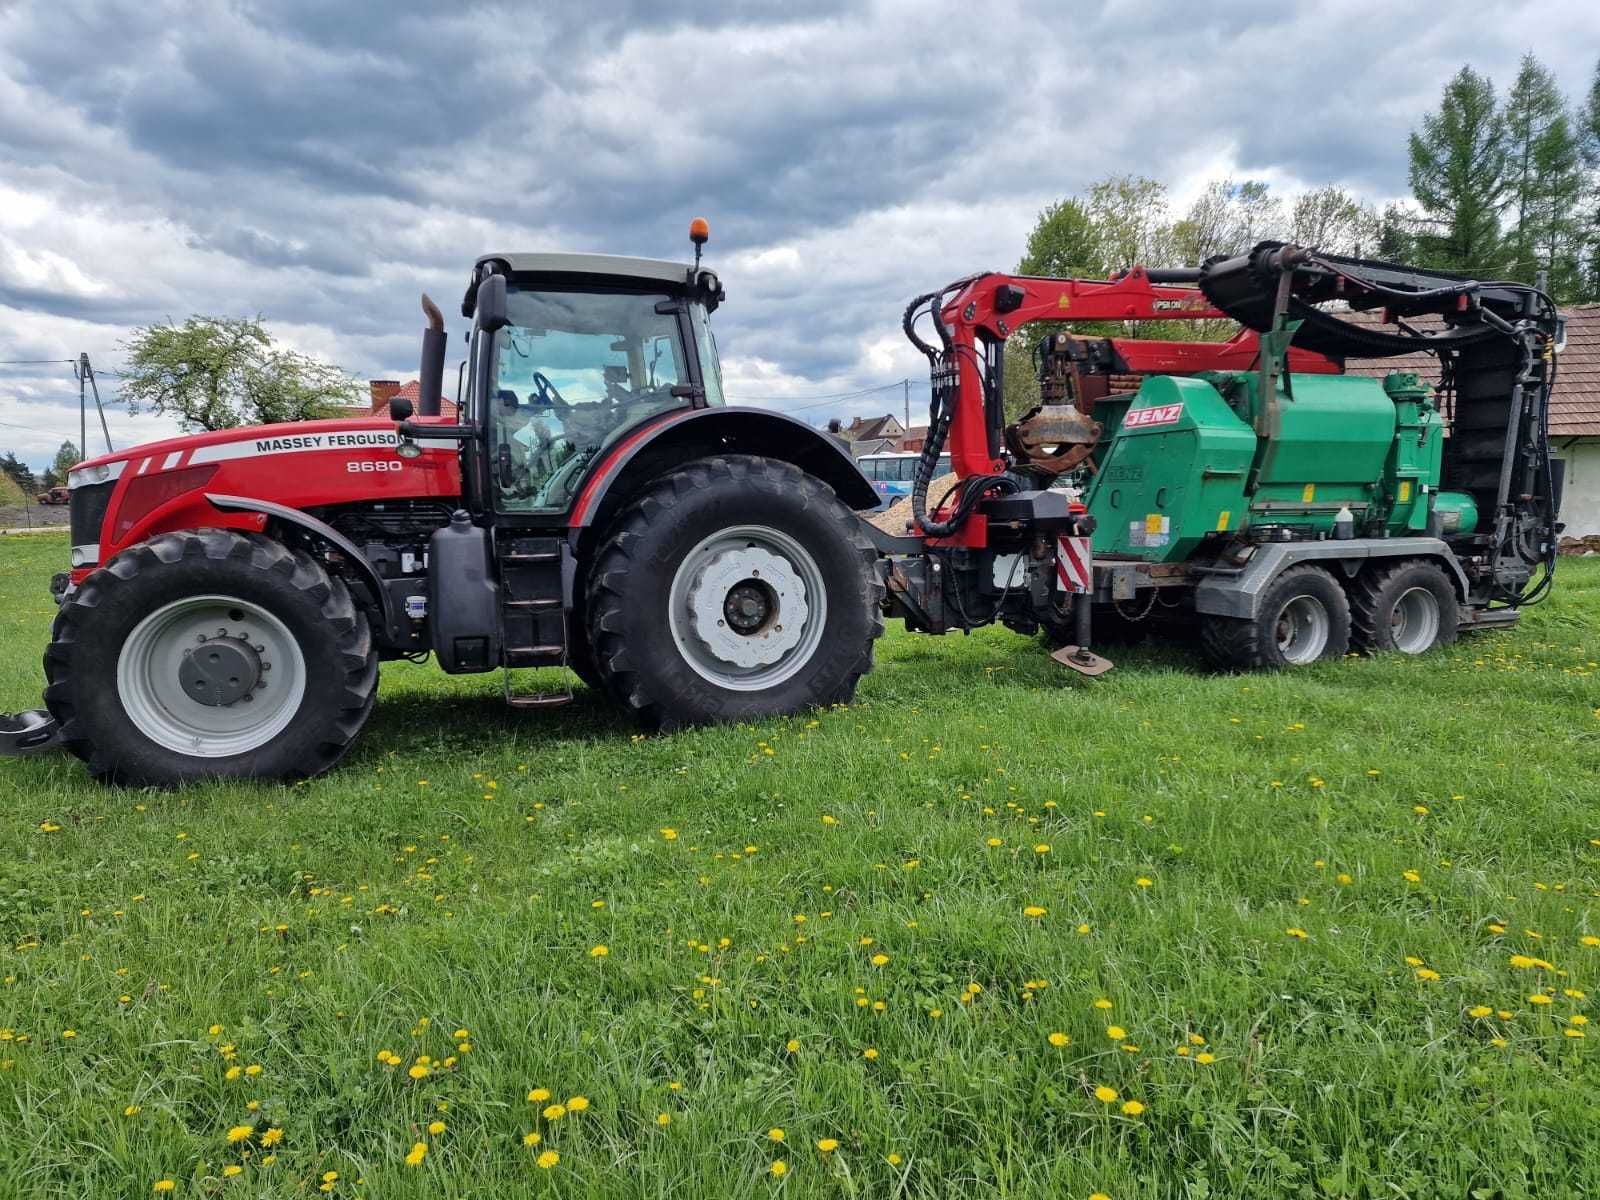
44 529 378 785
586 456 883 729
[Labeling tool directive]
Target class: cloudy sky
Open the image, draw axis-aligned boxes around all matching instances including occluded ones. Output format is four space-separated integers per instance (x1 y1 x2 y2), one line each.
2 1 1596 470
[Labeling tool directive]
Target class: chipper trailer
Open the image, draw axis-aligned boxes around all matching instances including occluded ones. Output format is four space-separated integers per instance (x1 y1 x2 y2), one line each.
0 230 1562 785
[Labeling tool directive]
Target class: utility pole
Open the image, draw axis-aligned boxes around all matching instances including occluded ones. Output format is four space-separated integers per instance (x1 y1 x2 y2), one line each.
903 377 910 429
75 354 113 456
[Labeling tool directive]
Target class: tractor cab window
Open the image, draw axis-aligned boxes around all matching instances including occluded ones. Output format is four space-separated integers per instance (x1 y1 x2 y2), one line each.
489 288 694 513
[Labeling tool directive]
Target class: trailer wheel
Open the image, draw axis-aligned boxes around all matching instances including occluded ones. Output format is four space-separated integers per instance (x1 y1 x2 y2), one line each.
43 529 377 786
1200 564 1351 670
1350 560 1458 655
586 455 883 729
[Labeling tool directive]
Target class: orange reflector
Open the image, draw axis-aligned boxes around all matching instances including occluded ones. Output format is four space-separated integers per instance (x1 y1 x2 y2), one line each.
689 217 710 245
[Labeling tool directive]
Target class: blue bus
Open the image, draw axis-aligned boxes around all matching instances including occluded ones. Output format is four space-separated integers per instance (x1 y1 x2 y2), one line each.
858 451 951 500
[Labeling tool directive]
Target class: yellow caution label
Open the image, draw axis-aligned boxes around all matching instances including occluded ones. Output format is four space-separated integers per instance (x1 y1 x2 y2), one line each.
1145 513 1164 534
1057 294 1071 310
1302 483 1316 503
1216 510 1231 531
1398 480 1412 502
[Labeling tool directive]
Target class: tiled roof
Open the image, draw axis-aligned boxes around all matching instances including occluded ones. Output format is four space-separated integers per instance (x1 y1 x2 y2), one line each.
375 380 459 420
1344 304 1600 438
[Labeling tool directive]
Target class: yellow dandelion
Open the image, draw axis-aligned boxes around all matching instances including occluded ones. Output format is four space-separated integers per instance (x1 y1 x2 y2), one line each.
1106 1025 1127 1040
817 1138 839 1153
260 1129 283 1147
522 1130 542 1147
1048 1032 1070 1047
536 1150 559 1169
405 1142 427 1167
543 1103 567 1120
527 1087 550 1102
870 953 889 967
770 1160 788 1177
222 1165 242 1178
226 1125 253 1144
768 1128 786 1142
1195 1052 1216 1064
1093 1085 1118 1103
589 945 609 958
153 1183 175 1194
1120 1100 1145 1116
567 1095 589 1112
656 1112 671 1126
1023 906 1047 918
427 1120 446 1135
408 1065 429 1080
1529 994 1553 1005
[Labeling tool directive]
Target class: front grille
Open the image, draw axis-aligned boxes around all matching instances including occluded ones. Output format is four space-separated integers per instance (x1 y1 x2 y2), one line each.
70 481 114 556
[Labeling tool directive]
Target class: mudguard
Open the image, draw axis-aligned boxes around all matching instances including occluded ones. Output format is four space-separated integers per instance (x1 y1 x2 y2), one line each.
569 406 879 530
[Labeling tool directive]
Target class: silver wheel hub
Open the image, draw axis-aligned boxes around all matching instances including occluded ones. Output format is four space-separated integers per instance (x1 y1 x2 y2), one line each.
1390 585 1440 653
669 526 826 691
117 595 306 757
1275 594 1330 665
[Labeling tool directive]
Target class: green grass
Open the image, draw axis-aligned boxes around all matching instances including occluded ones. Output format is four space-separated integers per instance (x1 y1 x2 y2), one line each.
2 530 1598 1199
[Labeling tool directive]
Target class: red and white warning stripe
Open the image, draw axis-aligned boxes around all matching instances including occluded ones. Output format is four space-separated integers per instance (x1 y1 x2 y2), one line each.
1055 535 1092 594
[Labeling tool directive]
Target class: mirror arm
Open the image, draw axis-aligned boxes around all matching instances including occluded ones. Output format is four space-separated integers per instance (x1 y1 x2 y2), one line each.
398 420 478 441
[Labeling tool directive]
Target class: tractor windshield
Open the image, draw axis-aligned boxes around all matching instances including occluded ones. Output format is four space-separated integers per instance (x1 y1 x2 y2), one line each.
488 288 718 514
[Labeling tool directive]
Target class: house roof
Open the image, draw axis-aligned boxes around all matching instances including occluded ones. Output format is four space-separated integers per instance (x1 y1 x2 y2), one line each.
365 379 459 420
844 414 902 443
1343 304 1600 438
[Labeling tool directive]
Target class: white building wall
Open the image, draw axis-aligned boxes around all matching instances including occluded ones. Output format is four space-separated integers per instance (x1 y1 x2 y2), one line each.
1554 439 1600 537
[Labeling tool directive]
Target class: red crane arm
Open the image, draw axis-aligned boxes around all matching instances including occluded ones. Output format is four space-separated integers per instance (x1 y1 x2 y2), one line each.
933 269 1338 479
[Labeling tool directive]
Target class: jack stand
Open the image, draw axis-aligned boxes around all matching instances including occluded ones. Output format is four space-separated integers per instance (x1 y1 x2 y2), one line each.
1051 591 1113 676
1051 645 1113 676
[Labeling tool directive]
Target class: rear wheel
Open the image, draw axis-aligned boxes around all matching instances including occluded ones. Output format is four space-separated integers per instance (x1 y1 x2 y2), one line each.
1200 564 1351 670
586 455 883 729
44 529 377 785
1350 560 1458 655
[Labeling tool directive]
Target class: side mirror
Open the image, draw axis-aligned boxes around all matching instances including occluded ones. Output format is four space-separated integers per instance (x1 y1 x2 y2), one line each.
388 396 414 421
477 274 510 333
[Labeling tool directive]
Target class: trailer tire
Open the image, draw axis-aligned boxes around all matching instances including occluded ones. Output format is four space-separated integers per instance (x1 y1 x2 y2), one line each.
43 529 378 786
586 455 883 729
1200 564 1351 670
1349 559 1458 655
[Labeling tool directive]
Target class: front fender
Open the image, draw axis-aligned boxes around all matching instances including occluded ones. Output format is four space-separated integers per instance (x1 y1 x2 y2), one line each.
569 406 877 531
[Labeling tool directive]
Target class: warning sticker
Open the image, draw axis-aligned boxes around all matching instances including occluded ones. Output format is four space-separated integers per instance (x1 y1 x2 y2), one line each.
1131 514 1170 548
1398 480 1412 502
1302 482 1316 503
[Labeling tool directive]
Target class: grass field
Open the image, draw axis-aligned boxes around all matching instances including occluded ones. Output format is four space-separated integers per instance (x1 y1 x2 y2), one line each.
1 530 1598 1199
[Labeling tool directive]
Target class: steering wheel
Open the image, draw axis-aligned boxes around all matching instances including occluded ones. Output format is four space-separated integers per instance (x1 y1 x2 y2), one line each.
530 371 570 411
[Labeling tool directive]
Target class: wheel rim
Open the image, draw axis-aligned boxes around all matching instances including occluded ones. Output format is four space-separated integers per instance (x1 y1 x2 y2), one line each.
1274 594 1330 665
1389 585 1440 654
668 525 827 691
116 594 307 757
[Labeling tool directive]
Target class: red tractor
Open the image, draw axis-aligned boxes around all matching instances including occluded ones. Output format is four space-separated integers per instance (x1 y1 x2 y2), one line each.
4 225 884 784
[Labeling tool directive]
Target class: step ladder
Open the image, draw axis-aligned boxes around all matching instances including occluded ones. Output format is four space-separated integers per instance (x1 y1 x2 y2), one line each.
495 535 574 709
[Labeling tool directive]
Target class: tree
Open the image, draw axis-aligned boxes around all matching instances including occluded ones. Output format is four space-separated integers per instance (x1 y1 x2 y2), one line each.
0 450 34 493
41 440 80 488
1408 66 1508 276
1171 179 1289 265
1085 175 1174 271
1578 57 1600 299
1290 186 1380 256
1502 53 1586 295
120 316 361 432
1018 197 1104 278
1374 202 1420 262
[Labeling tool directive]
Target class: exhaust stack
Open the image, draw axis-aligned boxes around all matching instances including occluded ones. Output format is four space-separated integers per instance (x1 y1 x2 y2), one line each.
417 294 446 417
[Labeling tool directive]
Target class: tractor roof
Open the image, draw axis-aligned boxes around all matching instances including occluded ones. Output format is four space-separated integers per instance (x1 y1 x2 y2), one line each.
472 252 691 287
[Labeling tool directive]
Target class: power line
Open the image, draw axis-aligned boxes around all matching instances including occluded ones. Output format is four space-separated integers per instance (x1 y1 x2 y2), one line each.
725 379 913 404
0 358 78 366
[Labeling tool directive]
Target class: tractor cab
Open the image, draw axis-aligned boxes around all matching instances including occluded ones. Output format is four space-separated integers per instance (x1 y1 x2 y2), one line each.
453 249 727 521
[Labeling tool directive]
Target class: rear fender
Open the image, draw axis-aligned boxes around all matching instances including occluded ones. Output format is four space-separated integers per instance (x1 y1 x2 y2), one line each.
570 407 878 540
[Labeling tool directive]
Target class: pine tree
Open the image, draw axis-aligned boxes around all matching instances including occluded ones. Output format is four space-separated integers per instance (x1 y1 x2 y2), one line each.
1408 66 1508 276
1502 53 1586 296
1580 57 1600 299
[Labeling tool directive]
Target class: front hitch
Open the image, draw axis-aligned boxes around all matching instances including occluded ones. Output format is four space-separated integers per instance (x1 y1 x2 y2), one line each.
0 709 61 755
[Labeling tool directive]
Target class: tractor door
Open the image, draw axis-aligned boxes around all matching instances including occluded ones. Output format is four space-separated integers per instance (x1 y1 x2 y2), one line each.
482 285 704 523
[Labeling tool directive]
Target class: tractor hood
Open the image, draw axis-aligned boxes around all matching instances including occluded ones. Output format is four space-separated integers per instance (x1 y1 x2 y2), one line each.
66 415 420 490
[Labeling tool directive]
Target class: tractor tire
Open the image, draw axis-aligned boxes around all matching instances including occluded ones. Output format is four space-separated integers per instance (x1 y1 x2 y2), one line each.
44 529 378 786
586 455 883 729
1200 564 1351 671
1349 559 1459 655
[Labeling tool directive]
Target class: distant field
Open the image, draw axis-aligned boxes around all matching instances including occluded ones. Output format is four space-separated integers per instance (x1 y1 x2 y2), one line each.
2 531 1597 1199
